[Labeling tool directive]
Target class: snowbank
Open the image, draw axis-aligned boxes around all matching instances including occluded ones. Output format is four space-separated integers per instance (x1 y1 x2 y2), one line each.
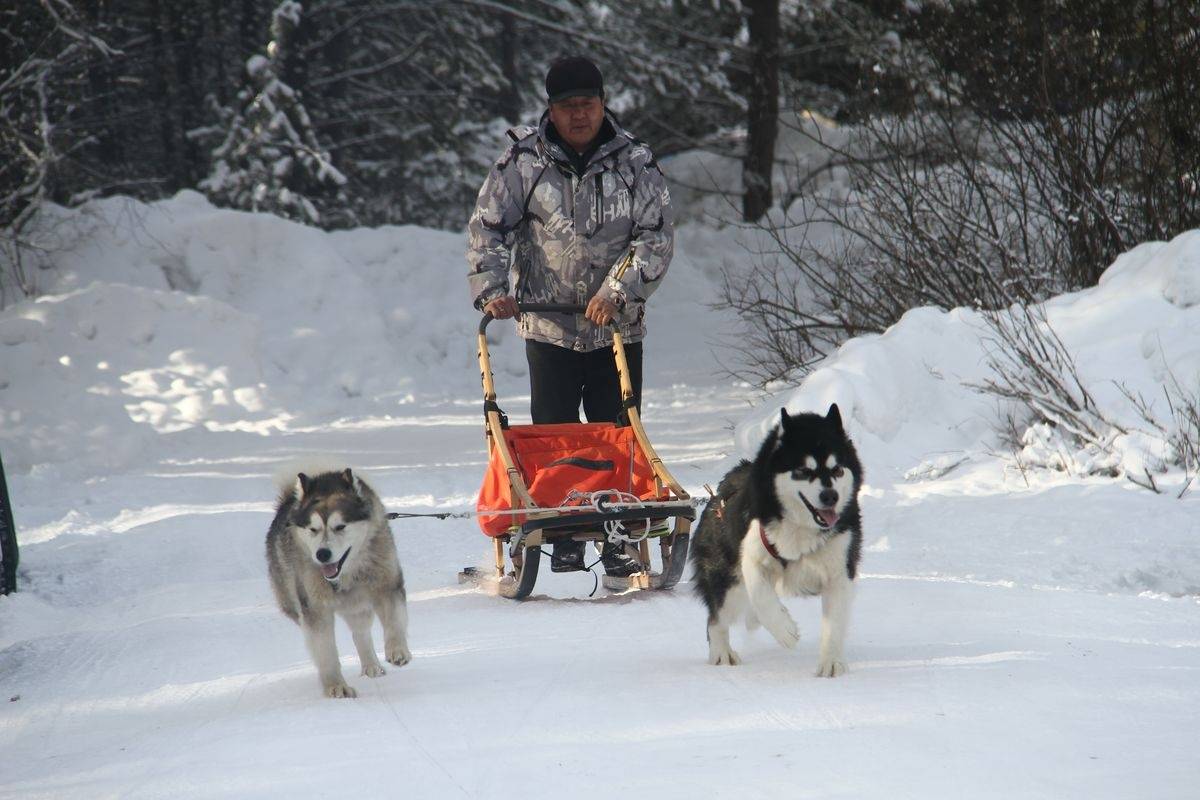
1 193 450 474
737 229 1200 488
0 191 741 476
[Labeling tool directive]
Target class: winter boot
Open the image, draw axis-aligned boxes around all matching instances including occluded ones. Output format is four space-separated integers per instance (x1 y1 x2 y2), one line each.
550 539 586 572
600 541 643 578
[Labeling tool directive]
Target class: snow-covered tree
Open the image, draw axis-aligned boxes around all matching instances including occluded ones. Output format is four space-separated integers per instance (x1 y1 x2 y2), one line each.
201 1 346 226
1 0 116 305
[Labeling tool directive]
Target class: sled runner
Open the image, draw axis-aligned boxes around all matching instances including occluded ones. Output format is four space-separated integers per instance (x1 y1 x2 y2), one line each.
461 303 695 600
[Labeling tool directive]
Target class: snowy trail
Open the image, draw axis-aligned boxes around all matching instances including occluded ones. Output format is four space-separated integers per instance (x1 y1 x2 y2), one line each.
2 197 1199 797
3 379 1199 799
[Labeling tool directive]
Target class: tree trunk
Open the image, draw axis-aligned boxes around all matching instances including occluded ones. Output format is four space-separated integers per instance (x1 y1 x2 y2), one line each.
239 0 261 62
207 0 231 107
168 1 204 186
498 14 522 124
742 0 779 222
149 0 182 188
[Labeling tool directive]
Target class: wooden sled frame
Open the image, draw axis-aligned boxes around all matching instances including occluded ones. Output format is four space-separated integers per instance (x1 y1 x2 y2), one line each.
463 302 693 600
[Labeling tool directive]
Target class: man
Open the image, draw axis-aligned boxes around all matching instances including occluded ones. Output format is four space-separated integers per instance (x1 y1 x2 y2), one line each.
466 55 674 576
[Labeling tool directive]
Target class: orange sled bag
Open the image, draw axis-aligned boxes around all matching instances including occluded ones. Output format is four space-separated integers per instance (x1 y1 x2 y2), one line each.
476 422 662 536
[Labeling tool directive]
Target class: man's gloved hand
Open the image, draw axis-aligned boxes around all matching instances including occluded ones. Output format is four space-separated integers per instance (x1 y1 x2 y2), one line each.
484 296 520 320
585 295 618 326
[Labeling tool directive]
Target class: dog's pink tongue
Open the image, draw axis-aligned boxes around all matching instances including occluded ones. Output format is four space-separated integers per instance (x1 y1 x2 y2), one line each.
819 509 839 528
321 562 340 579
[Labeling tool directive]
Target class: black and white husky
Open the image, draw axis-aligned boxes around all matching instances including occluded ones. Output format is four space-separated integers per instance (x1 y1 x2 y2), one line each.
266 467 411 698
691 405 863 677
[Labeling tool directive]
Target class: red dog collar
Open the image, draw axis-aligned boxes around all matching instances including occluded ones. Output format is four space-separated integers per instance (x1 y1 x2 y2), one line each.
760 526 788 565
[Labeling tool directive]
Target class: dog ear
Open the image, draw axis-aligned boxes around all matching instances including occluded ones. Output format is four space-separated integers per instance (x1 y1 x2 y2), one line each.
295 473 310 501
756 425 781 462
772 408 792 451
342 468 364 497
340 470 362 494
826 403 843 431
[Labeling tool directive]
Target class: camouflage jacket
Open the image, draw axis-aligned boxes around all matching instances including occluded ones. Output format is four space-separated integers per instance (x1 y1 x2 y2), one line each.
466 111 674 351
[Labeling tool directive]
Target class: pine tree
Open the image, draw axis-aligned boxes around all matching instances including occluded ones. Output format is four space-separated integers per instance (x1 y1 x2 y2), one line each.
201 1 345 226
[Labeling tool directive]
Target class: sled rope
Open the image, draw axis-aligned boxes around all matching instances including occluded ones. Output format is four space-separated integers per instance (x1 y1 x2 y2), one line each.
540 546 605 598
387 495 705 522
559 489 653 545
386 510 474 520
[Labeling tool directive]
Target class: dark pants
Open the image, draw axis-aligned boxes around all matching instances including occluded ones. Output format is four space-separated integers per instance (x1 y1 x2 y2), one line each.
526 340 643 424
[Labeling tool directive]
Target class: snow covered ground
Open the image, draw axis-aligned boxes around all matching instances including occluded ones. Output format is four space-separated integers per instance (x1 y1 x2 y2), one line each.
1 194 1198 799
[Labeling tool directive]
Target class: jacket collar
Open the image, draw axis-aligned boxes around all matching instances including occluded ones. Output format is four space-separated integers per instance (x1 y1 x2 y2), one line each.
537 110 629 176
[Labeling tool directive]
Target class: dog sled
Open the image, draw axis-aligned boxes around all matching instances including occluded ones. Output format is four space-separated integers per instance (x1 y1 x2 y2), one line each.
460 303 695 600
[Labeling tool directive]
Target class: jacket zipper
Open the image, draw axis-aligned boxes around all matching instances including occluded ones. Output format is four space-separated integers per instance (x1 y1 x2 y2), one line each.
594 173 602 229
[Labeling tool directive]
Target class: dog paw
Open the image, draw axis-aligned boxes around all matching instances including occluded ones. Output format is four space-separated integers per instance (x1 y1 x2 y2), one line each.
362 664 386 678
324 682 358 699
708 646 742 666
815 658 847 678
386 645 412 666
768 615 800 650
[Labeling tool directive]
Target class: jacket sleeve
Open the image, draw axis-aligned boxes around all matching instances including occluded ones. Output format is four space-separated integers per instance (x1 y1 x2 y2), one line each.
466 148 525 310
597 157 674 309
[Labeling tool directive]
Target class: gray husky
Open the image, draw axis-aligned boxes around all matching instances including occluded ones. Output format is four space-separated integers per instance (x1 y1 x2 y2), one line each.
266 467 411 698
691 405 863 677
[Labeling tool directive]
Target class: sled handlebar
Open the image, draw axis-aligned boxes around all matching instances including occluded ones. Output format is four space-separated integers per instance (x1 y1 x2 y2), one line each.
479 303 615 335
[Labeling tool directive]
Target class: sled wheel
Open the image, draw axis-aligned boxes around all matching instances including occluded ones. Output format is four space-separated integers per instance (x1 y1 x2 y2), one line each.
498 542 540 600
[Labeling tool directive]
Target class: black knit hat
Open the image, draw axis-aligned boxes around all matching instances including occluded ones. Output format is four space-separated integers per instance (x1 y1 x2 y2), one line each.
545 56 604 103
